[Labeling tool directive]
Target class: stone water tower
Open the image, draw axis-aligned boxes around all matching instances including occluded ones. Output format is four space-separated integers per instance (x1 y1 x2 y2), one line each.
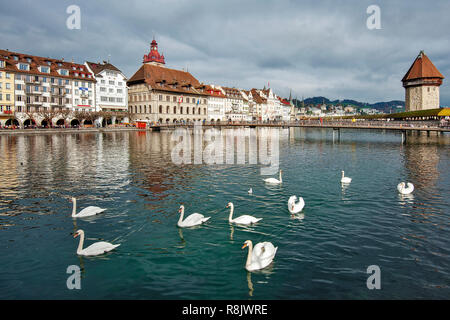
402 51 444 111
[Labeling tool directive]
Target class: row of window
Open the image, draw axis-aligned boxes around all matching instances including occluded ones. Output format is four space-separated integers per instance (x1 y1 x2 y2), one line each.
0 72 12 79
129 93 207 105
100 79 124 86
100 96 124 103
0 93 11 101
130 105 207 115
14 95 92 105
99 87 123 94
0 82 12 89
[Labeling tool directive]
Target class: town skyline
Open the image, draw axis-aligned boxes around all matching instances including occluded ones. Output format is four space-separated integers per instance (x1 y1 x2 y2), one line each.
1 0 449 105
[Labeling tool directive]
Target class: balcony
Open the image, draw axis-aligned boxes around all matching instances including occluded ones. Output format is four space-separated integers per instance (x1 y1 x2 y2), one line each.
0 110 14 115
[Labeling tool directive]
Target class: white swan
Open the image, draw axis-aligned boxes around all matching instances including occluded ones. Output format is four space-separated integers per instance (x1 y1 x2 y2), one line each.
264 170 282 184
397 182 414 195
226 202 262 225
288 195 305 214
242 240 277 271
341 171 352 184
73 229 120 256
248 188 253 194
177 205 210 227
71 197 106 218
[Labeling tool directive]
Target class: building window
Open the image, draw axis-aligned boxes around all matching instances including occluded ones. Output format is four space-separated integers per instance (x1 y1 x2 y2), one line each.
173 106 176 114
19 63 29 71
159 105 162 113
166 106 170 113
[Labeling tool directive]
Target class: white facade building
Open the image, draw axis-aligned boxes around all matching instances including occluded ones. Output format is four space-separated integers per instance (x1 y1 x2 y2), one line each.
85 61 128 114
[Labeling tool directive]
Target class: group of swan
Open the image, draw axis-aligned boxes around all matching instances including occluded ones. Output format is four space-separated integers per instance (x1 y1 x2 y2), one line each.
70 197 120 257
70 168 415 268
176 202 273 271
340 172 414 196
177 202 262 227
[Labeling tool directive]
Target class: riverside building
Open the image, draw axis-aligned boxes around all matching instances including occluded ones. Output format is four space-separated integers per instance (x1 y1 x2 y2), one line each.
0 49 95 127
85 61 128 124
402 51 445 111
127 39 209 124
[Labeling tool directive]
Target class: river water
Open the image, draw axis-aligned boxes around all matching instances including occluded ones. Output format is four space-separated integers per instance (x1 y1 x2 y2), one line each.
0 128 448 299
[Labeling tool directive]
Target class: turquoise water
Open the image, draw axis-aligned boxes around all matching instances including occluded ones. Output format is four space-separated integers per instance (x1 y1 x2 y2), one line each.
0 128 449 299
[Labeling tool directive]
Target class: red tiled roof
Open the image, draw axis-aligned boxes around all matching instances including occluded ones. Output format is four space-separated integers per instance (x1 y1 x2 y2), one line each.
86 61 123 76
250 89 267 104
127 63 209 96
402 51 444 82
0 49 95 81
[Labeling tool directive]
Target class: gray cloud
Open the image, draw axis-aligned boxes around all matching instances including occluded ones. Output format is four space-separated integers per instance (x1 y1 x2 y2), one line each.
1 0 449 105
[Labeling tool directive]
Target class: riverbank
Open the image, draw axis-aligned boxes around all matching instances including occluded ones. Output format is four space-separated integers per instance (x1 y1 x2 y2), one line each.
0 127 141 135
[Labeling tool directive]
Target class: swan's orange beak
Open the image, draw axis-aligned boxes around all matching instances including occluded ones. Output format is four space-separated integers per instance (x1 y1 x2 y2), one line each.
73 233 79 238
226 204 229 208
242 243 248 249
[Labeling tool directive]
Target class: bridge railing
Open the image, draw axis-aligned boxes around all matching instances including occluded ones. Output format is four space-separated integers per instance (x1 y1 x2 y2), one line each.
151 119 445 129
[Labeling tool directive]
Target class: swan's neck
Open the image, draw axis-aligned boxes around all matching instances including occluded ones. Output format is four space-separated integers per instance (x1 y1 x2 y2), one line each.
72 199 77 217
279 171 282 182
77 232 84 254
228 205 234 222
178 208 184 225
246 242 253 268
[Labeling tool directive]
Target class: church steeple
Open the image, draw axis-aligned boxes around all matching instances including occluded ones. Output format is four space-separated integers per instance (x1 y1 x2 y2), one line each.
143 38 165 66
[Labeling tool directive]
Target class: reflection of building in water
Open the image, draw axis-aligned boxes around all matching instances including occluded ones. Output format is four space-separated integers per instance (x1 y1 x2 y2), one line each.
403 137 441 189
0 136 19 198
128 131 187 198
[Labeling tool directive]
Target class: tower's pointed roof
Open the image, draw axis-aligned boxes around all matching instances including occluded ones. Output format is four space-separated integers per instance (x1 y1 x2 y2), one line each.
402 51 444 82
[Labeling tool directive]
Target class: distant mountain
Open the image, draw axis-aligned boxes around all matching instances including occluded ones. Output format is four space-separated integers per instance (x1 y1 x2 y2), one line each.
292 97 404 112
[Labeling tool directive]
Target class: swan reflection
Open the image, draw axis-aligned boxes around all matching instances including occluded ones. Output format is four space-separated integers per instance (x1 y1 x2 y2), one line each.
291 213 305 220
398 193 415 205
245 264 275 297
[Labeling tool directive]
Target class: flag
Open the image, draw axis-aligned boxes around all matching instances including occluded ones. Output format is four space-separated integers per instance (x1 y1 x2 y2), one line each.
196 99 199 105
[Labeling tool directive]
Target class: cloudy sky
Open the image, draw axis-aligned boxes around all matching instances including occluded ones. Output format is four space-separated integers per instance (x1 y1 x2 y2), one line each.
1 0 450 105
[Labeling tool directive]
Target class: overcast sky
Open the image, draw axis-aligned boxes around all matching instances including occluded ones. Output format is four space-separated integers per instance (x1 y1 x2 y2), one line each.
1 0 450 105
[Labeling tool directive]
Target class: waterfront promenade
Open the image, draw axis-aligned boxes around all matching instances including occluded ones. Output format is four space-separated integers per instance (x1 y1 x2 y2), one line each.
0 120 449 139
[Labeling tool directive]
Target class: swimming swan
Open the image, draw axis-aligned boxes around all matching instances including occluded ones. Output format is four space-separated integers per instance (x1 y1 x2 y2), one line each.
288 195 305 214
71 197 106 218
177 205 210 227
397 182 414 195
226 202 262 225
264 170 283 184
242 240 277 271
73 229 120 256
341 171 352 184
